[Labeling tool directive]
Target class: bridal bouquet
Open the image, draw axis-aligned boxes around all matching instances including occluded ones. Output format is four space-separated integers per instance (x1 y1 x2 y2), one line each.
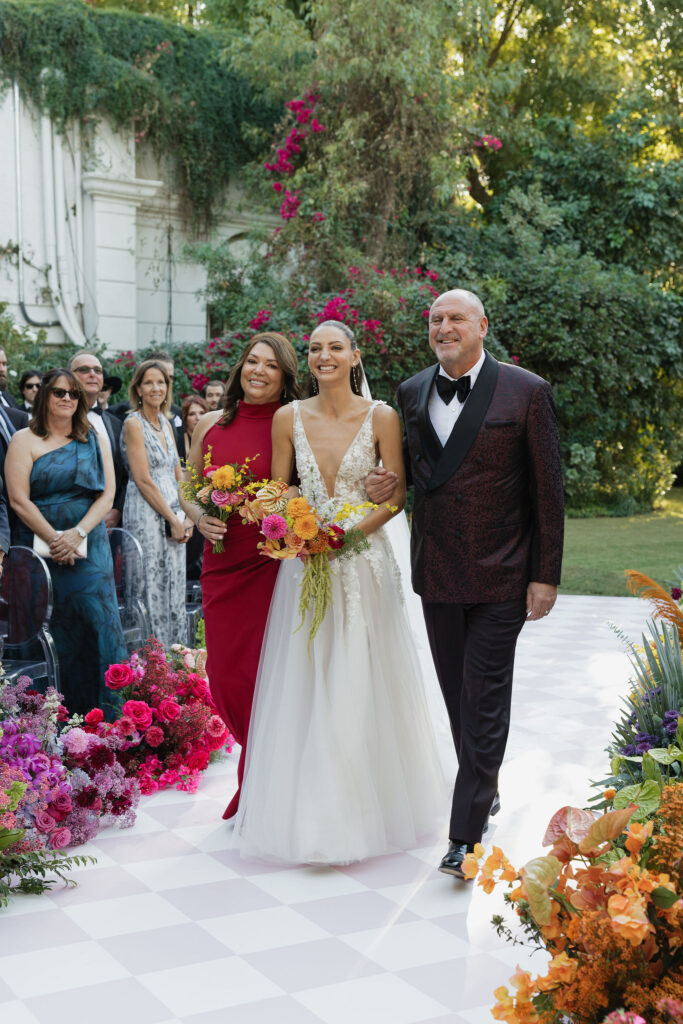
181 448 259 553
242 491 374 647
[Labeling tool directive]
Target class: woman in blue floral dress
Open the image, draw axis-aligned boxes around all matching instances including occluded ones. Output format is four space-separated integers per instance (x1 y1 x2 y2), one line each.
6 368 127 716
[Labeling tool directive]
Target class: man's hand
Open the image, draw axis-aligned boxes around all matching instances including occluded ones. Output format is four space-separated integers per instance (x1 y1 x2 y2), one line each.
105 509 121 530
526 582 558 621
365 467 398 504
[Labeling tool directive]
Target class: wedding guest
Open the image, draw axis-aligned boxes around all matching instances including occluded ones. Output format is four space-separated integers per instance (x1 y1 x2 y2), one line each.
121 360 191 648
97 374 122 412
181 395 208 455
179 333 301 820
68 353 127 529
5 368 127 715
110 351 186 460
181 395 209 578
0 348 19 410
19 370 42 413
204 380 226 411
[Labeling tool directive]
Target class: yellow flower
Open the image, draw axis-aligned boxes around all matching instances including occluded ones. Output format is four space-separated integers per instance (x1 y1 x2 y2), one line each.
212 464 236 489
287 497 312 518
293 514 319 540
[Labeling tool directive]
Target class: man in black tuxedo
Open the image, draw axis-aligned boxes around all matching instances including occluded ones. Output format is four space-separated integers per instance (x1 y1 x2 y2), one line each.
68 352 127 527
370 289 564 878
0 347 20 411
0 400 28 545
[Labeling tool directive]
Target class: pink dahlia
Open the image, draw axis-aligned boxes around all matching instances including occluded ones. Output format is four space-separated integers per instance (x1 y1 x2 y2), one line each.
262 514 288 540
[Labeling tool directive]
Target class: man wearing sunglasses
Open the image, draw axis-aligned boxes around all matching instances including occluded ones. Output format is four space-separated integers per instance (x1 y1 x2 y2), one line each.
68 352 128 529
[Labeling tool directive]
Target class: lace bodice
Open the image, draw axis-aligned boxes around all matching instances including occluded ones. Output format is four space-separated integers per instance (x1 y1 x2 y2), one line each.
292 400 380 525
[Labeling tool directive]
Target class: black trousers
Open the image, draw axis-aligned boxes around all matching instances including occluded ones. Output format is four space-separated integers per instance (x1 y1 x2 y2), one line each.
422 597 527 844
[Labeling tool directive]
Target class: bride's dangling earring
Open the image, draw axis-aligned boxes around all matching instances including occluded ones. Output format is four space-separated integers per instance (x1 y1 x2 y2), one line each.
353 364 361 395
311 374 319 395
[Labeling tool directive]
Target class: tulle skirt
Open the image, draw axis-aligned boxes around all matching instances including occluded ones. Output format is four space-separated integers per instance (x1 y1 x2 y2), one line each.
234 531 446 865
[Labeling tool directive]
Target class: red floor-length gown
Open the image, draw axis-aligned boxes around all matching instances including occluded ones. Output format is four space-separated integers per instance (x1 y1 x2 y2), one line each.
201 400 281 819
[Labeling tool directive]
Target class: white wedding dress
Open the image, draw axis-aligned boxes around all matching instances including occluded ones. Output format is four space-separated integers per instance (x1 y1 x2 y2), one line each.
234 400 445 865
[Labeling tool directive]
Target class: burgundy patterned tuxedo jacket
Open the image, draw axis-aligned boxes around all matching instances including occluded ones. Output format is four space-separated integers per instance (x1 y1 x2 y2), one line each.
396 352 564 604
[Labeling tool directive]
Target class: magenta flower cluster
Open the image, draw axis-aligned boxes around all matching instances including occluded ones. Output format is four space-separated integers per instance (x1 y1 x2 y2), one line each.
248 309 272 331
474 134 502 151
263 91 326 221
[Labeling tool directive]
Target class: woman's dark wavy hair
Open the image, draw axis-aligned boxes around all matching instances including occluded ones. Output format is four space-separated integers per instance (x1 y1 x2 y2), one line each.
220 332 301 426
306 320 366 397
30 368 91 442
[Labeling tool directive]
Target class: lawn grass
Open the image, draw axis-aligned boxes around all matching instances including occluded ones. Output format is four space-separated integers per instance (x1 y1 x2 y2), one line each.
560 487 683 596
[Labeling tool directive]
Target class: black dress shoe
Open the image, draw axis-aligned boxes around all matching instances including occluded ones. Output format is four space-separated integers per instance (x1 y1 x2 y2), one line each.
482 793 502 834
438 840 474 878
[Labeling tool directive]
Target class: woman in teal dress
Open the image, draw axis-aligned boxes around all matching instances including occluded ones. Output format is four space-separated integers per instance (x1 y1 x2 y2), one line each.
5 368 127 716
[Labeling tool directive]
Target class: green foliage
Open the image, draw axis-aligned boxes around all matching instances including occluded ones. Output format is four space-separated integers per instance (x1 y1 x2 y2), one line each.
0 845 96 908
429 188 683 510
0 301 83 399
0 0 277 225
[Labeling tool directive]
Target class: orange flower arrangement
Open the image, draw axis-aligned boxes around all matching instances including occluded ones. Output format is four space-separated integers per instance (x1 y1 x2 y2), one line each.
468 787 683 1024
240 486 378 647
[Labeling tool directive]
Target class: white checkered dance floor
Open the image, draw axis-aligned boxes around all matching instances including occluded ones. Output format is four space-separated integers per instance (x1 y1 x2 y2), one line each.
0 595 652 1024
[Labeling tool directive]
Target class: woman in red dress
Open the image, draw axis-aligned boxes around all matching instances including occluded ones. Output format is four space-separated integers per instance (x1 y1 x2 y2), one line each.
181 333 301 819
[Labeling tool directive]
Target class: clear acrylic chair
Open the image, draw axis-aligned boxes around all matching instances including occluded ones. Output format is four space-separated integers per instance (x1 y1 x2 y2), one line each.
108 527 152 654
0 545 60 691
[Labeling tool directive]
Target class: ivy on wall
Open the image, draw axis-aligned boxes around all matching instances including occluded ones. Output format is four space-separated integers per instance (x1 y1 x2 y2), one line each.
0 0 277 226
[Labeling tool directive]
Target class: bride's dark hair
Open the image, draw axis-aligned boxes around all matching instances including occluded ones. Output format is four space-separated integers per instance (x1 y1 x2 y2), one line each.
307 320 366 397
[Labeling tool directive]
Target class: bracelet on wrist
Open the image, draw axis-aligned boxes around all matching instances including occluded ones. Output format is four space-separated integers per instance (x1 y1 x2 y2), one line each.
75 525 87 541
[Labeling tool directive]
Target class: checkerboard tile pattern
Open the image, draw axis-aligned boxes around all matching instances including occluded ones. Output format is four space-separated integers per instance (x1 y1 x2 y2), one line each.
0 596 651 1023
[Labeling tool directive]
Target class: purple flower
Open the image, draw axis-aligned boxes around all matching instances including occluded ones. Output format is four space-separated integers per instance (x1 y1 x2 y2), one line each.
671 586 682 601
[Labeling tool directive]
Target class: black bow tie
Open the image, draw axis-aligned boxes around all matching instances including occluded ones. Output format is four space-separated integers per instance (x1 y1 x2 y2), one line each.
435 374 470 405
91 405 103 416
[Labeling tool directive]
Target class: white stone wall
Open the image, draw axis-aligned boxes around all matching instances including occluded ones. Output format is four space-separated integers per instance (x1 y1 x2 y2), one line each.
0 85 272 356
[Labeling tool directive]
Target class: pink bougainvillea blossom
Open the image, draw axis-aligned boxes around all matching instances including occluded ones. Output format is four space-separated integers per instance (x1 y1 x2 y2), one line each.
248 309 272 330
474 134 502 151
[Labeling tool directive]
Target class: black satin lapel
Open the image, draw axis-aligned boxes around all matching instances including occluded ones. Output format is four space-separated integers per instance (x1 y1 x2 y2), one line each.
416 365 442 471
427 353 499 492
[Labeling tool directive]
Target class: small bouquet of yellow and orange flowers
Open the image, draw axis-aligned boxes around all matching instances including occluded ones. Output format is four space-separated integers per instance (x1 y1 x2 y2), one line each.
464 784 683 1024
181 448 259 553
241 490 375 647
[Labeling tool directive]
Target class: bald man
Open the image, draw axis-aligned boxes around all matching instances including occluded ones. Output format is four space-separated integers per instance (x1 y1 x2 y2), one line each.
371 289 564 877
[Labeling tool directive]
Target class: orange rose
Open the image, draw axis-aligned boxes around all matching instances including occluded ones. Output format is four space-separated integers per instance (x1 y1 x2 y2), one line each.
293 514 319 540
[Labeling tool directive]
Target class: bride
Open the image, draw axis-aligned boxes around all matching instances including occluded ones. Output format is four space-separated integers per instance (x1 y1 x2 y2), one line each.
233 320 444 865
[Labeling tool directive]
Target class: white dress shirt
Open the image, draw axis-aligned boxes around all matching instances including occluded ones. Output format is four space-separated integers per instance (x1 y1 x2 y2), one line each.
427 350 486 447
87 408 111 449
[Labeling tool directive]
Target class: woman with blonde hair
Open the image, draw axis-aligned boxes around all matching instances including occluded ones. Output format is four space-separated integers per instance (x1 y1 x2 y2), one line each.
121 359 191 647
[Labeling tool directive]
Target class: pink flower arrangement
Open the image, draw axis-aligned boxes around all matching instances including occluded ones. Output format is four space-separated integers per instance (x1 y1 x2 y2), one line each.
101 640 234 795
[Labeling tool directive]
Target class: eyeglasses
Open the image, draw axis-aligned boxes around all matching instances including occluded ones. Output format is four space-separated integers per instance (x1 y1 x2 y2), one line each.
50 388 80 400
24 383 40 390
73 365 103 375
